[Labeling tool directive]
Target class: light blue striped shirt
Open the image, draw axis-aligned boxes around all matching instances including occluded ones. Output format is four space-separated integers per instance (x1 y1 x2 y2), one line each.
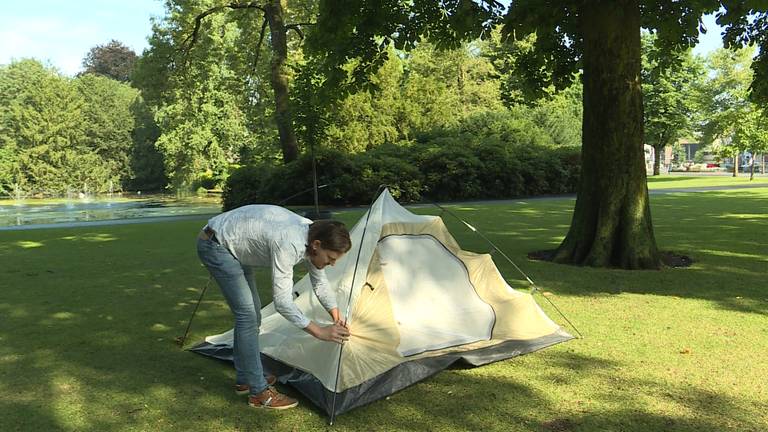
206 205 337 328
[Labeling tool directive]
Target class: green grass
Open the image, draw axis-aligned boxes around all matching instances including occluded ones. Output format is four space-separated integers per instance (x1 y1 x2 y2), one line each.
1 188 766 431
647 174 768 189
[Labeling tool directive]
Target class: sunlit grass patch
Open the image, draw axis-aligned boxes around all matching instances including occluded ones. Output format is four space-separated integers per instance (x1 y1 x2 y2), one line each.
647 175 768 189
15 240 44 248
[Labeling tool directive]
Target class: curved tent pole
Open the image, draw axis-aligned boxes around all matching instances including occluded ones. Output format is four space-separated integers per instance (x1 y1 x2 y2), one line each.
431 202 583 339
329 185 386 425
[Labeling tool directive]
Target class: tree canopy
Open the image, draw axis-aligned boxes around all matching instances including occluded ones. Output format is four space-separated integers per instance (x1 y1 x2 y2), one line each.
641 32 704 175
81 39 138 82
0 59 160 195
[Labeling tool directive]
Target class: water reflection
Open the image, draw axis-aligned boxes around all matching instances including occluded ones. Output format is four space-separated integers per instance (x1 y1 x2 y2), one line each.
0 194 221 227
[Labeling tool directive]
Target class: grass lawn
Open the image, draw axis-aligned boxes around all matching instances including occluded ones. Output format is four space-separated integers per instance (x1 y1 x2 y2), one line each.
647 175 768 189
1 188 766 431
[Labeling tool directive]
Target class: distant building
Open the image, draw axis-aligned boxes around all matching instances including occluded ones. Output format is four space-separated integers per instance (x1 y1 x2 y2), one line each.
644 144 654 171
678 138 700 162
644 144 674 173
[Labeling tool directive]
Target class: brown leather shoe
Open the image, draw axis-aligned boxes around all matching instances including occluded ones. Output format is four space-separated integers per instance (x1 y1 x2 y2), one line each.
235 374 277 395
248 387 298 410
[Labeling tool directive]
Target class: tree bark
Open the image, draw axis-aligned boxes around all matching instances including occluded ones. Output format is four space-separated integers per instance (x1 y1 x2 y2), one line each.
265 0 299 163
653 143 663 176
552 0 661 269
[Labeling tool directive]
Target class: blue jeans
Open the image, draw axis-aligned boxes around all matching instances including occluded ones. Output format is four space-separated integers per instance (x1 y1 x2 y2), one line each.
197 236 268 395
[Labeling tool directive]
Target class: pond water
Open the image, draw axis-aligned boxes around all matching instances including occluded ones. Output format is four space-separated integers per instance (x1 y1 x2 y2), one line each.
0 194 222 228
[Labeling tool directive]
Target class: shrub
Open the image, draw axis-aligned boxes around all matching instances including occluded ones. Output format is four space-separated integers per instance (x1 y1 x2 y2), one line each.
194 172 218 190
417 138 485 201
223 137 581 208
221 164 275 211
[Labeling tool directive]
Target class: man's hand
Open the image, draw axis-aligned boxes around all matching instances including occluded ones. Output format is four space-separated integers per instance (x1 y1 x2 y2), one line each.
305 321 350 344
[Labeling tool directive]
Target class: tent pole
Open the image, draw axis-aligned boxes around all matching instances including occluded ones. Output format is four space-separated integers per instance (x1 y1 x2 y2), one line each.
310 139 321 217
329 185 385 425
431 202 583 339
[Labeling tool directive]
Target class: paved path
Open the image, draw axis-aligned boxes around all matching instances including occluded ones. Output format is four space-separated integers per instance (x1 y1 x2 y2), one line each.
1 183 765 232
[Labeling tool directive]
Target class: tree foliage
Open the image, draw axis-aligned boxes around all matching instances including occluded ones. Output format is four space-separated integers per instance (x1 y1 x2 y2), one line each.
81 39 138 82
641 32 704 175
134 4 257 189
732 107 768 170
0 59 157 195
699 46 755 144
75 74 141 186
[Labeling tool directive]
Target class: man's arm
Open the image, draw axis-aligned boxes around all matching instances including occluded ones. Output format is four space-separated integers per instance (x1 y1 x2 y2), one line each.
272 245 348 343
271 248 311 328
307 262 340 321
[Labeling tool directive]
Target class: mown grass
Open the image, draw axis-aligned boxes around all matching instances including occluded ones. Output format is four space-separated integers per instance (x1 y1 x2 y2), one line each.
0 188 766 431
647 174 768 189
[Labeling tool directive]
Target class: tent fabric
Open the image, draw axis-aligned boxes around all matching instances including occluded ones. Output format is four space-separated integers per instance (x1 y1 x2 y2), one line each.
191 189 573 416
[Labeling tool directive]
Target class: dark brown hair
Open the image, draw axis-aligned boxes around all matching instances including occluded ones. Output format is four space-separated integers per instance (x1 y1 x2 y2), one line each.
307 220 352 253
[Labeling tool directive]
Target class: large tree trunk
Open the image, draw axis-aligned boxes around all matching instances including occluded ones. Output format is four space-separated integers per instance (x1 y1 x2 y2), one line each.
265 0 299 163
552 0 661 269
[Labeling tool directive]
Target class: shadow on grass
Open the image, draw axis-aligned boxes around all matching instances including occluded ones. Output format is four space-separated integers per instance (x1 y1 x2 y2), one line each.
331 350 765 431
409 190 768 316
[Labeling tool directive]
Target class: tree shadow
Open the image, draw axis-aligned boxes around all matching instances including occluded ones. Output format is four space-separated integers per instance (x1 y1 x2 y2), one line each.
330 350 765 431
409 190 768 316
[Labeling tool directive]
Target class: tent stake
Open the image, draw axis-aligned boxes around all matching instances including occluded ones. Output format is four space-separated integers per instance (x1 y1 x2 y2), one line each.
431 202 583 339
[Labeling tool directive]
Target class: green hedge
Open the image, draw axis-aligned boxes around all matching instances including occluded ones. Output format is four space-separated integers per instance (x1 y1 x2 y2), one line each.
222 142 581 211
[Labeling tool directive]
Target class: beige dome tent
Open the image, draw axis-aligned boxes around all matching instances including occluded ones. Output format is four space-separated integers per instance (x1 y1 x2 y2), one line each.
192 189 572 417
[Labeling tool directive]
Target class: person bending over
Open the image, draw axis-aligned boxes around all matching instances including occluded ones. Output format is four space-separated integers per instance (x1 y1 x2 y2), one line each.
197 205 351 410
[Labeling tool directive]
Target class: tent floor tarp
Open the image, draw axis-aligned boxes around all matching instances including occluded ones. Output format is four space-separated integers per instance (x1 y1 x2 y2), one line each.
190 328 573 416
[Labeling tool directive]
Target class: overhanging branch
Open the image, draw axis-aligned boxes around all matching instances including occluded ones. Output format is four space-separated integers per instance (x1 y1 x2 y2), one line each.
285 22 315 40
253 18 269 72
181 2 266 55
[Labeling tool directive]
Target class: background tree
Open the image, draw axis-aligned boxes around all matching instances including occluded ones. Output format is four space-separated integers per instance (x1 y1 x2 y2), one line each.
487 29 584 148
81 39 138 82
641 33 704 175
134 4 255 189
731 107 768 179
74 74 140 189
305 0 768 269
132 0 321 190
525 83 583 148
177 0 318 163
128 97 168 191
0 59 114 195
699 46 755 177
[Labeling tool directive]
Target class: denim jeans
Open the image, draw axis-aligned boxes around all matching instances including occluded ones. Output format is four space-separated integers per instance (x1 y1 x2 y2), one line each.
197 236 268 395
